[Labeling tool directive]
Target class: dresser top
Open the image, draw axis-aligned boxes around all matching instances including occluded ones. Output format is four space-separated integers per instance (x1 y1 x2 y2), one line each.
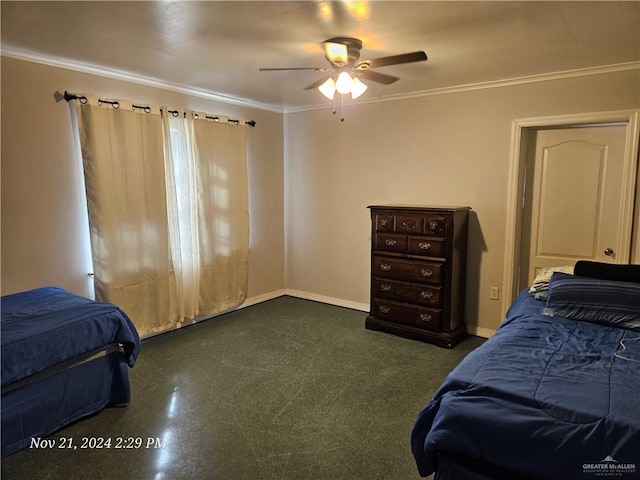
368 205 471 212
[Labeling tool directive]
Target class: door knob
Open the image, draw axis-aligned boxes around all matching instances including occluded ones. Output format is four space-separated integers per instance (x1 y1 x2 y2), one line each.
604 248 615 257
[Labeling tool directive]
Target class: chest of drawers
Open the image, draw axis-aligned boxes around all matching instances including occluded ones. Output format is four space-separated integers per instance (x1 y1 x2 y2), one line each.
366 206 470 348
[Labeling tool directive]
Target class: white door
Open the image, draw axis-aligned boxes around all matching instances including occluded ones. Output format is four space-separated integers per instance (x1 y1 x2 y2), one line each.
520 124 633 286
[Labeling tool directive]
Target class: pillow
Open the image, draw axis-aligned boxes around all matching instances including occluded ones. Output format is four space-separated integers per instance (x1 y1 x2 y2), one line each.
543 272 640 331
574 260 640 284
529 265 574 300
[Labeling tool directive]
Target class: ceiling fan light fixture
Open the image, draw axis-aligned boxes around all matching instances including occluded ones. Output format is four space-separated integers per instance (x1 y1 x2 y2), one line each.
318 73 368 100
335 71 354 95
350 77 368 99
318 77 336 99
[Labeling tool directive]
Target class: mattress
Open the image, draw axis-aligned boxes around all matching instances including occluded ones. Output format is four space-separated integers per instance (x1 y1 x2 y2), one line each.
1 287 141 457
1 286 140 387
411 290 640 480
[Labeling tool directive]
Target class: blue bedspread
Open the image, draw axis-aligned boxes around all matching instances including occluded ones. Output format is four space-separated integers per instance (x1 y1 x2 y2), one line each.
1 287 140 387
411 291 640 480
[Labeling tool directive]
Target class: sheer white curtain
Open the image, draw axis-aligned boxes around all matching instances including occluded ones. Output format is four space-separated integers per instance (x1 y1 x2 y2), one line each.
74 97 249 336
163 113 200 322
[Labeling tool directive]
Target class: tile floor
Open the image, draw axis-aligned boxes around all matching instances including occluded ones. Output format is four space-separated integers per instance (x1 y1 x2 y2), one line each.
1 296 483 480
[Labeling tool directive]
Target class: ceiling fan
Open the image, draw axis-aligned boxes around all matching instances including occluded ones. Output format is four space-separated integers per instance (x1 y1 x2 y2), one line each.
259 37 427 99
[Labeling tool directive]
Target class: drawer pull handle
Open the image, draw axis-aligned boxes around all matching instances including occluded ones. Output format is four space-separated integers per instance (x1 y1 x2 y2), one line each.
420 268 433 278
400 221 415 231
429 221 439 231
380 284 392 292
420 291 433 299
380 219 388 226
419 313 432 322
418 242 432 250
385 239 397 246
380 263 392 271
379 305 391 314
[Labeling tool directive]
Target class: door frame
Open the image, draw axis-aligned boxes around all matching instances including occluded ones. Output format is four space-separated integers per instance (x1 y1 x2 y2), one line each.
501 109 640 317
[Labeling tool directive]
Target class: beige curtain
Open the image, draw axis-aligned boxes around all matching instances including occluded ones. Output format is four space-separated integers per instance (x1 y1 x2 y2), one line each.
75 98 179 336
192 114 249 315
75 97 249 336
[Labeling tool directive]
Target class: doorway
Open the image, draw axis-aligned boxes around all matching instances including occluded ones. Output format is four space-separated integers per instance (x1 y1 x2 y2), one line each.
519 124 630 287
502 110 640 316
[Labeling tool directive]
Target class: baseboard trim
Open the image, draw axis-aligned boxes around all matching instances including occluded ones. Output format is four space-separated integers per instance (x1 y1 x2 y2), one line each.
283 289 496 338
144 288 495 340
467 325 495 338
240 289 286 308
284 289 370 312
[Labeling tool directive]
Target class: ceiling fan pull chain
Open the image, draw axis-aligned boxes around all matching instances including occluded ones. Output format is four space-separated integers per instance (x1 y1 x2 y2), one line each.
341 94 345 122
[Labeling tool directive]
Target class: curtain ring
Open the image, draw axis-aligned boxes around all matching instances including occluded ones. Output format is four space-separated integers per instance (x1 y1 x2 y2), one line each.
133 104 151 113
98 99 119 109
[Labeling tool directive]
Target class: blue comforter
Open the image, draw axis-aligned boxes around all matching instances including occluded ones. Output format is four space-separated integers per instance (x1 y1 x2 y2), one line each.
411 291 640 480
1 287 141 387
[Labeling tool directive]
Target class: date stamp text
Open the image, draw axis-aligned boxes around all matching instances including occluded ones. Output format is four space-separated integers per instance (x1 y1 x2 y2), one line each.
30 436 167 450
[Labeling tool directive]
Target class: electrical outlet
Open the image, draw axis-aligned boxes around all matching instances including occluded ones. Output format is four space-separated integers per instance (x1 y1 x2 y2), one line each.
490 287 500 300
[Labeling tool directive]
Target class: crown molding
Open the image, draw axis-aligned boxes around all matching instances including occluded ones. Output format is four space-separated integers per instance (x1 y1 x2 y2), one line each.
1 47 284 114
3 46 637 115
284 61 640 114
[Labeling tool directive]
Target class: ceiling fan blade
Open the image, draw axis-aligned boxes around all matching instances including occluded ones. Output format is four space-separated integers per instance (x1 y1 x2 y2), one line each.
357 70 399 85
357 51 427 69
303 76 331 90
259 67 328 72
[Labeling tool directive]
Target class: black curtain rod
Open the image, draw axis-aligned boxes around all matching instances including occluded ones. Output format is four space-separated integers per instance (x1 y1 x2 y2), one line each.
64 91 256 128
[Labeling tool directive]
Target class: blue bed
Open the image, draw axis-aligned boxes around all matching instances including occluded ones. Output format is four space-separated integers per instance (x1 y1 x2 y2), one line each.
1 287 140 457
411 272 640 480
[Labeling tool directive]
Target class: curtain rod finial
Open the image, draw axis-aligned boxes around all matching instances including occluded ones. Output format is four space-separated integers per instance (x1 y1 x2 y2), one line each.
63 91 88 104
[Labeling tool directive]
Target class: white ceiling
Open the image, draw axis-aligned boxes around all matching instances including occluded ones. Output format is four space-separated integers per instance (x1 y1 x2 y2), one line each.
2 1 639 112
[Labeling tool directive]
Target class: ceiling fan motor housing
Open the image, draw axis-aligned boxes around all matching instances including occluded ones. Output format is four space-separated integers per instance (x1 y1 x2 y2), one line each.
324 37 363 66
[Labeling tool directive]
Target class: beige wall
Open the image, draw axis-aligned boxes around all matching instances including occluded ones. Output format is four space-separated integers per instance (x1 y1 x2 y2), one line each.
2 56 639 334
1 57 285 300
284 69 640 333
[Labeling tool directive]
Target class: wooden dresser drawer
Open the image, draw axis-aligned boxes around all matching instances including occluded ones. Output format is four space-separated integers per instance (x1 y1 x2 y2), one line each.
424 216 446 237
375 234 446 257
374 213 395 232
372 300 442 332
373 279 441 306
375 234 407 254
395 214 424 233
407 237 445 257
373 256 443 285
